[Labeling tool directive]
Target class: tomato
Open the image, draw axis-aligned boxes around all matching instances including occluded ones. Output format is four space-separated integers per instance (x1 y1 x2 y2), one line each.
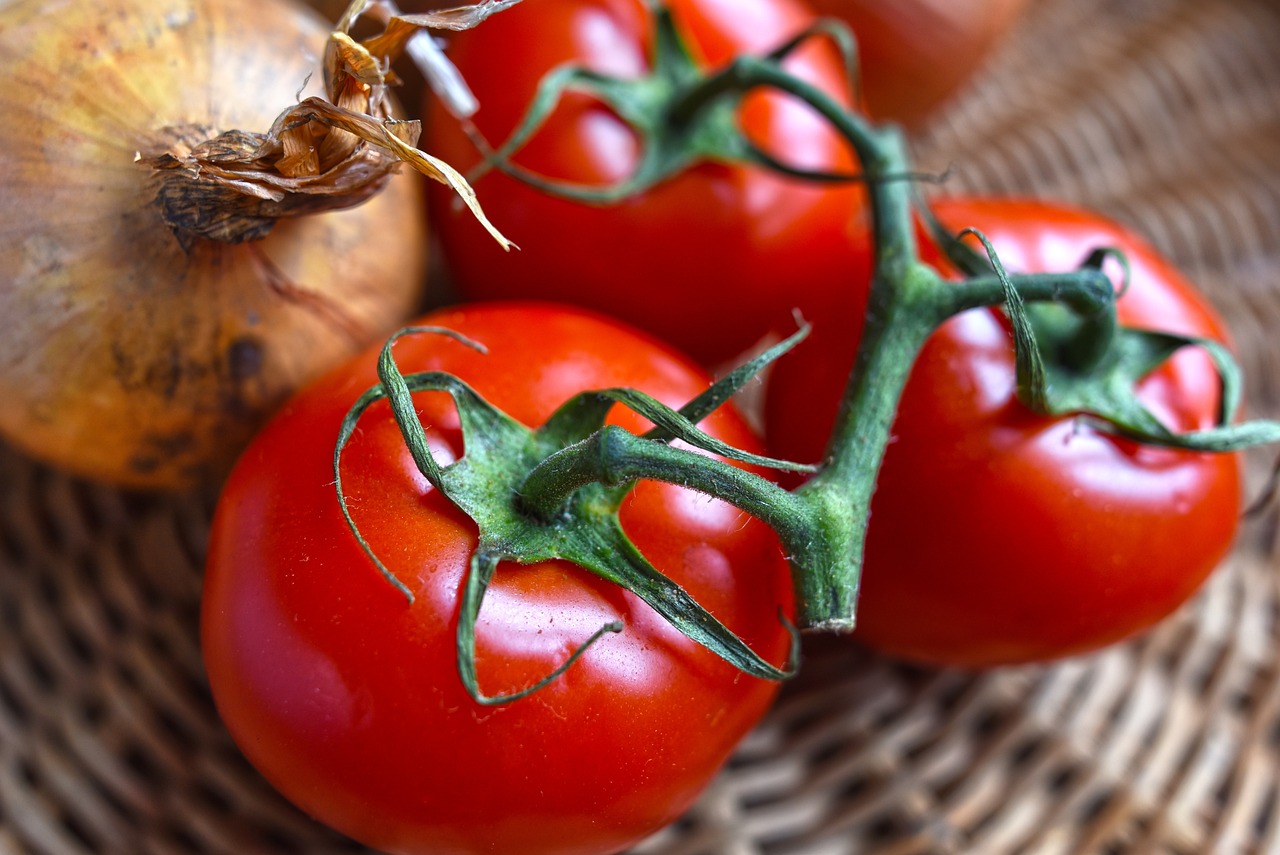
808 0 1030 126
765 198 1242 667
422 0 870 366
202 303 794 855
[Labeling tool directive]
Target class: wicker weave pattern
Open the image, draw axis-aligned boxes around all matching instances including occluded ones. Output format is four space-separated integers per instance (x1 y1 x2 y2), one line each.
2 0 1279 852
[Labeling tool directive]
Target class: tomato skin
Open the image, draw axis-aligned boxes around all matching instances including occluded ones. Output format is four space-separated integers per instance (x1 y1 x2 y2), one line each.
764 198 1242 667
201 303 794 855
422 0 870 366
808 0 1029 126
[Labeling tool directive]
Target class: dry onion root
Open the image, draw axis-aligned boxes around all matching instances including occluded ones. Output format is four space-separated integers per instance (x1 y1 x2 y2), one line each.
0 0 510 490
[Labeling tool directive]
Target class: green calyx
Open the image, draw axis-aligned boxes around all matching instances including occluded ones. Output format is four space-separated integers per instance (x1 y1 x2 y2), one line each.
931 217 1280 453
334 327 808 706
460 2 865 201
1021 296 1280 452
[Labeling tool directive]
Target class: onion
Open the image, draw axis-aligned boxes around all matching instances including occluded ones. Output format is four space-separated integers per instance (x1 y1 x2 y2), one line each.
0 0 506 490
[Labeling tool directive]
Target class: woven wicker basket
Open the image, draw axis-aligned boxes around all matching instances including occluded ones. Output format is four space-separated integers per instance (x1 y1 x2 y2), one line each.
3 0 1279 852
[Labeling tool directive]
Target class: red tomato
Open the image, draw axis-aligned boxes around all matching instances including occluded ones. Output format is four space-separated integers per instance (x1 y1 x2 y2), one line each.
202 303 794 855
808 0 1030 126
422 0 871 366
765 198 1242 667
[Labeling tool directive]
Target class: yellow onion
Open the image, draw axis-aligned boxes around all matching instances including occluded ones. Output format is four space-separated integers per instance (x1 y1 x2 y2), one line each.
0 0 506 490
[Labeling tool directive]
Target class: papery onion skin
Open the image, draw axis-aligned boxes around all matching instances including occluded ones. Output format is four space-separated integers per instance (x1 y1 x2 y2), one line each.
0 0 428 490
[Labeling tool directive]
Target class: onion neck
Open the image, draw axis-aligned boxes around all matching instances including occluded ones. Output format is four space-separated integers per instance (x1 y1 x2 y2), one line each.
141 3 518 253
144 121 396 250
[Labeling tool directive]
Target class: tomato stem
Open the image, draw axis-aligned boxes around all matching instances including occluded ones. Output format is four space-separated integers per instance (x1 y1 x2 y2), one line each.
520 425 812 541
699 61 1131 629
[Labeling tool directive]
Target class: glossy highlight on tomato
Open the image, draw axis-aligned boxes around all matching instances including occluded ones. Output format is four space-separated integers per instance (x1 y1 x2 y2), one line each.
423 0 871 366
765 198 1242 667
202 303 794 855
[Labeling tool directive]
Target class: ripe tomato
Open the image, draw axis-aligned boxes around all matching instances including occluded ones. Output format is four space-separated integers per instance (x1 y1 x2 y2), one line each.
422 0 870 366
808 0 1030 126
202 303 794 855
765 198 1242 667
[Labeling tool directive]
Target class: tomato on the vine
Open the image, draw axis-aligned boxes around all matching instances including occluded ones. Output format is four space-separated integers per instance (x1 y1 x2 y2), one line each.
422 0 871 366
201 303 794 855
765 198 1242 667
808 0 1030 126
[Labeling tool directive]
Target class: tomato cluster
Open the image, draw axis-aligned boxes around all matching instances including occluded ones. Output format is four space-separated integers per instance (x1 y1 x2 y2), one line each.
198 2 1250 854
